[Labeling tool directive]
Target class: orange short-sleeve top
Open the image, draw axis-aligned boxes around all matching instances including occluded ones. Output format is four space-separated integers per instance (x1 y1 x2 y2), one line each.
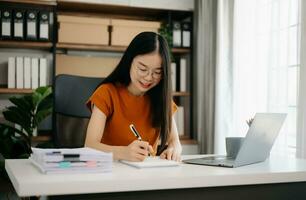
87 83 177 151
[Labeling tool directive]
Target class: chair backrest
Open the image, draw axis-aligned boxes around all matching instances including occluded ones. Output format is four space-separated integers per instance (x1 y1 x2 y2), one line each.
54 74 103 148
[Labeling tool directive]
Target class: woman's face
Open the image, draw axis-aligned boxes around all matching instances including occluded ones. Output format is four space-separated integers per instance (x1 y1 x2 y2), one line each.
128 52 162 96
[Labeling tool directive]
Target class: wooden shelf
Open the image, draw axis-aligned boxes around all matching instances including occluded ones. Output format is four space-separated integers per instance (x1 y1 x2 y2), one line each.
56 43 126 52
2 0 56 6
172 92 190 96
56 43 190 54
0 41 53 50
0 88 34 94
172 48 191 54
180 137 198 145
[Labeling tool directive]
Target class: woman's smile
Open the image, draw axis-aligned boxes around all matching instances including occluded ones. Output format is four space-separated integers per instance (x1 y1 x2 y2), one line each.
139 80 152 89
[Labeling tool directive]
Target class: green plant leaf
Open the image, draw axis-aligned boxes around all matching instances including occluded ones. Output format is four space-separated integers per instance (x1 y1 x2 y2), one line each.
0 125 11 139
0 124 18 138
37 95 53 113
0 137 14 158
9 96 33 113
36 86 52 96
34 87 52 106
34 108 53 126
3 108 32 134
3 109 27 128
32 92 42 107
0 125 31 159
159 22 173 47
24 95 34 108
159 22 174 61
11 138 31 158
9 95 34 112
0 124 31 147
6 105 32 122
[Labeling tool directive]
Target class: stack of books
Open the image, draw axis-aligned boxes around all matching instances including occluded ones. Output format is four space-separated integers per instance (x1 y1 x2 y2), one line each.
30 147 112 174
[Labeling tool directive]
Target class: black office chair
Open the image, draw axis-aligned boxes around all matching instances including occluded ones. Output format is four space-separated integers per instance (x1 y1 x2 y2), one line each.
54 74 103 148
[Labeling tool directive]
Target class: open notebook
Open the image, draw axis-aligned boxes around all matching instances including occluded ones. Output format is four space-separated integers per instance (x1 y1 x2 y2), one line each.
120 157 180 168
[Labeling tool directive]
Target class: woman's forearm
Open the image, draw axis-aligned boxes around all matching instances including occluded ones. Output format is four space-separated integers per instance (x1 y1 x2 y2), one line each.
85 141 125 160
167 117 181 146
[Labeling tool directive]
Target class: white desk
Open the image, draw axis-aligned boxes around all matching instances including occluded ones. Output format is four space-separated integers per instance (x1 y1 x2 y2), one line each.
5 155 306 200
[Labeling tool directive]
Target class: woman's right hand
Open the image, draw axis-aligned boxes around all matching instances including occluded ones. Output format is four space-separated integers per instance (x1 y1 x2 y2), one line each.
119 140 154 162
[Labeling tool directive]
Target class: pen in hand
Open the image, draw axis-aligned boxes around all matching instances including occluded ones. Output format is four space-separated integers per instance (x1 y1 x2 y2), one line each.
129 124 153 156
129 124 142 141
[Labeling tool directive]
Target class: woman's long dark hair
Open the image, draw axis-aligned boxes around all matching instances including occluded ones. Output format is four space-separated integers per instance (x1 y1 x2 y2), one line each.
100 32 172 155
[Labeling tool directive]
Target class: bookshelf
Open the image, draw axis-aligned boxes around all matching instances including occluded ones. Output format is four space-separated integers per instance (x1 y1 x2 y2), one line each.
0 0 196 144
0 0 56 153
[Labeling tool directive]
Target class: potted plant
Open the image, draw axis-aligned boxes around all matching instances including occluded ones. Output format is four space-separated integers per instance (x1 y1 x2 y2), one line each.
159 22 173 47
159 22 175 61
0 86 52 177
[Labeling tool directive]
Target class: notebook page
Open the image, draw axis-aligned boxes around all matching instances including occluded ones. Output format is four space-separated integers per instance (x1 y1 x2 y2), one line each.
120 157 179 168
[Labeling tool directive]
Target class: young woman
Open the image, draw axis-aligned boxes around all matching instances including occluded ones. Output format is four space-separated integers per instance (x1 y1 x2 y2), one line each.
85 32 182 162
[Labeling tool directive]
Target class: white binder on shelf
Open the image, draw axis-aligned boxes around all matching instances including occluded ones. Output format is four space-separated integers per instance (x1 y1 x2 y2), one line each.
24 57 31 89
172 21 181 47
13 10 24 39
16 57 24 89
8 57 16 89
171 62 177 91
31 58 39 89
179 58 187 92
1 10 12 38
39 12 50 40
26 11 37 39
182 22 191 47
39 58 47 87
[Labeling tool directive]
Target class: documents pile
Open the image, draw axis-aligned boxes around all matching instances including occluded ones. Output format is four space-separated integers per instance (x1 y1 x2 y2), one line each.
30 147 112 174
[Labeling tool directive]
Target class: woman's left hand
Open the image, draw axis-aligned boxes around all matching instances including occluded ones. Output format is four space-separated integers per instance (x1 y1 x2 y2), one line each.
160 142 182 162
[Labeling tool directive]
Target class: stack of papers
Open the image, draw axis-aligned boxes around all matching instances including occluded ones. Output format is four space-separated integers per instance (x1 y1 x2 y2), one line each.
120 157 180 168
30 147 112 174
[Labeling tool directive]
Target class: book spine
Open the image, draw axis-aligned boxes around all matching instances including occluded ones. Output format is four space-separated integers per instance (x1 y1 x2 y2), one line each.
171 62 177 91
8 57 16 88
24 57 31 89
31 58 39 89
39 58 47 87
16 57 24 89
180 58 187 92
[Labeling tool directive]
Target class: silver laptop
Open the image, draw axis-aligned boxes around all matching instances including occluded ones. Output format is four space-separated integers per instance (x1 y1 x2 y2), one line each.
183 113 287 168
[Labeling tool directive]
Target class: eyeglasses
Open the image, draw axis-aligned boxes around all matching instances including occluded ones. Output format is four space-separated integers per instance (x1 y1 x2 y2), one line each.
135 66 162 80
